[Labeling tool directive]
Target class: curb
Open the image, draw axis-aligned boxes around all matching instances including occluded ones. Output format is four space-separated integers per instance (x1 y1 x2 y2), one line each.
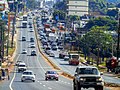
34 19 61 70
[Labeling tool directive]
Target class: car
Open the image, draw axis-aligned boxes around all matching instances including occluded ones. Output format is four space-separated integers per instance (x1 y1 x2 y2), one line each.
52 46 57 50
29 25 32 28
73 66 104 90
21 70 35 82
64 55 69 61
22 36 26 41
45 50 51 55
45 71 59 81
59 51 68 59
58 45 63 50
31 50 37 56
18 62 27 72
49 52 55 57
30 38 34 42
15 60 23 66
30 43 35 48
29 29 34 32
22 49 27 54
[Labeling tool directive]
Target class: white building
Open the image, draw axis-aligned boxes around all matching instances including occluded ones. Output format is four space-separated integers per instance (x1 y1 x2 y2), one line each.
67 0 89 16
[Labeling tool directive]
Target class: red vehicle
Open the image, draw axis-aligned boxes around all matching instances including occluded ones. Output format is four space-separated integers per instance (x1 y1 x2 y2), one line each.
68 53 80 65
106 56 118 73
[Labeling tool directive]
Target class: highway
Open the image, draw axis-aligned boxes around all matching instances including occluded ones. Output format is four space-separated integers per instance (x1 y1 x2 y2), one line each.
6 15 73 90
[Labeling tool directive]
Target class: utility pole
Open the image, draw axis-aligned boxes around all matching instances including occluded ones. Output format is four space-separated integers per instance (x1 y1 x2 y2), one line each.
117 18 120 60
11 0 16 48
0 21 4 66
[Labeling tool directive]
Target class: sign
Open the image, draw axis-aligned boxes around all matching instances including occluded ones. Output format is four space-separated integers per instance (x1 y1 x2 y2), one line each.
0 4 5 11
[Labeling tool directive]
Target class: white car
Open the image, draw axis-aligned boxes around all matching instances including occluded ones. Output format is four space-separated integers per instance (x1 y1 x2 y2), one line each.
30 43 35 48
29 29 34 32
22 49 27 54
21 70 35 82
18 62 27 72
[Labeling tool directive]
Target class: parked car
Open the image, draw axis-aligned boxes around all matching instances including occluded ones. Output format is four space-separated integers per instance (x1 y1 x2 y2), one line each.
45 71 59 81
29 29 34 32
21 70 35 82
31 50 37 56
45 50 51 55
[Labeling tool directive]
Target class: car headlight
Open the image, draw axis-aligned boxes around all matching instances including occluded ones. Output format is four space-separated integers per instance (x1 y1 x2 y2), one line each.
80 78 85 81
96 77 103 81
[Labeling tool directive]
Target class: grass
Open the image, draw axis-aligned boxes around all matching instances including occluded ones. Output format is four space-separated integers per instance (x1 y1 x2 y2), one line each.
8 47 15 56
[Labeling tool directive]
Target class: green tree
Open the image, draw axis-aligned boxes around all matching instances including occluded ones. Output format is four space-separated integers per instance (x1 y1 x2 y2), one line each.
107 8 119 18
80 26 113 66
85 17 118 31
53 10 66 20
69 15 80 21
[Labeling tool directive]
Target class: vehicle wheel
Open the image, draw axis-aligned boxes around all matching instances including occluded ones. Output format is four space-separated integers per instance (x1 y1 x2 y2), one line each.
95 86 103 90
33 80 35 82
76 82 81 90
56 79 58 81
45 78 47 81
73 82 76 90
21 80 24 82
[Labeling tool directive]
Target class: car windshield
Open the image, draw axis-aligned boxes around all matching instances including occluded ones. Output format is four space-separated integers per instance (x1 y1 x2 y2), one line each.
23 71 33 75
47 71 57 74
19 65 25 67
79 68 99 75
70 55 79 59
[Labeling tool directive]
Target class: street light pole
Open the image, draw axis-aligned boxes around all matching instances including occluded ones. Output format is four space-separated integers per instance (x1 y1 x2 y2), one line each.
117 18 120 60
11 0 16 48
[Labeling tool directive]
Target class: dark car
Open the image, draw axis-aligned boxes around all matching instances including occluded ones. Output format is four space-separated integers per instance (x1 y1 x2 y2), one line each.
30 38 34 42
52 46 57 50
58 45 63 50
73 66 104 90
45 71 59 81
29 25 32 28
22 36 26 41
31 50 37 56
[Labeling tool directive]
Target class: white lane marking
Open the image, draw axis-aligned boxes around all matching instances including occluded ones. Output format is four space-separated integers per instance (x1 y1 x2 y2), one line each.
64 82 67 83
68 83 70 84
43 85 46 87
40 83 42 84
9 54 20 90
37 81 39 82
48 87 52 89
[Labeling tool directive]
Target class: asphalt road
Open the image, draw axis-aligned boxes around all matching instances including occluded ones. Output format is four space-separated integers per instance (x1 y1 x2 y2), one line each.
3 16 73 90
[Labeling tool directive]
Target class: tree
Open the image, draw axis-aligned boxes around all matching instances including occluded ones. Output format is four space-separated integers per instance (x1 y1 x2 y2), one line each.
85 17 118 31
53 10 66 20
69 15 80 21
107 9 119 18
80 26 113 66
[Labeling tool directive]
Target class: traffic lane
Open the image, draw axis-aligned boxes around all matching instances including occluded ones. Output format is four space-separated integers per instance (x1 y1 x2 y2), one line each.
41 49 77 76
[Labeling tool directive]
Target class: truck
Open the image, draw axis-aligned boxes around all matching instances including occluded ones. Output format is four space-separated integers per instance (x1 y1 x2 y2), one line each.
22 21 27 28
73 66 104 90
68 53 80 65
106 56 120 74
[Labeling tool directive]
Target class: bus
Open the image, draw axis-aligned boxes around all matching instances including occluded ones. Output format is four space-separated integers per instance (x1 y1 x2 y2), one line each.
68 53 80 65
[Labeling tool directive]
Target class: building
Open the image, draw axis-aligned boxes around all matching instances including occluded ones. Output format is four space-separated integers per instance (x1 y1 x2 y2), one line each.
67 0 89 16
